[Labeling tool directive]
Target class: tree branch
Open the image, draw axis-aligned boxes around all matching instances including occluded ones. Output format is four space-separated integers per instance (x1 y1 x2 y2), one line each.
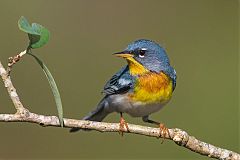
0 59 239 160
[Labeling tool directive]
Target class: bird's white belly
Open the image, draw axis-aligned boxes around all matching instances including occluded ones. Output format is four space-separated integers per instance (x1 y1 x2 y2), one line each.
125 101 165 117
106 94 167 117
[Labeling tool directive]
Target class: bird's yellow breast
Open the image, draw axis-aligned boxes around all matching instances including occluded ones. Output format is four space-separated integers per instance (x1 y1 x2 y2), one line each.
129 72 173 104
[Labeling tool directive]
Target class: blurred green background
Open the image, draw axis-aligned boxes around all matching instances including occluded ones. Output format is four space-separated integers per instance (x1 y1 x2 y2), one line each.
0 0 238 159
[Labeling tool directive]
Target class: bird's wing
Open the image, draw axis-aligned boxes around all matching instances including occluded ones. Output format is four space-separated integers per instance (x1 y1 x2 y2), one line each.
103 65 133 95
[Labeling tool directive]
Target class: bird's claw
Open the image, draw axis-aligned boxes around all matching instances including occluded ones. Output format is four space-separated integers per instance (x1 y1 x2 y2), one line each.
119 117 129 136
159 123 170 143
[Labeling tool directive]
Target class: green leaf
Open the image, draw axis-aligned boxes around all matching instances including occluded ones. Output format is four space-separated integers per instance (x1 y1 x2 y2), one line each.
30 23 50 49
18 16 50 49
28 52 64 127
18 17 62 126
18 16 39 35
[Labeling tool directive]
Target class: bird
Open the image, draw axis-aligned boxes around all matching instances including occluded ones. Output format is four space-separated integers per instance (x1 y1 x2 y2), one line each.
70 39 177 137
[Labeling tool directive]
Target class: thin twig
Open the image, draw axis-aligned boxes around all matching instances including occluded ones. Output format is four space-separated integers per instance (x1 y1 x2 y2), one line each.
7 50 27 74
0 59 239 160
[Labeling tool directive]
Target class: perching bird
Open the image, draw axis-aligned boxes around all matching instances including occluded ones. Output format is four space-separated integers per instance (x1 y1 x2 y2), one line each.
70 39 176 136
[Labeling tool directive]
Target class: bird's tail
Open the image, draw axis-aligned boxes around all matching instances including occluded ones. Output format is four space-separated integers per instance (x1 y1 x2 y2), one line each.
70 98 109 132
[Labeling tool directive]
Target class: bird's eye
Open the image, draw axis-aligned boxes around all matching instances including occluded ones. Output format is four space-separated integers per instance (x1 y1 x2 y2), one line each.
139 49 146 58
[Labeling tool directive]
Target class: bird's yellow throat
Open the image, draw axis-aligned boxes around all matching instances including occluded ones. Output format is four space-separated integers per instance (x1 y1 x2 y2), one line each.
126 57 149 75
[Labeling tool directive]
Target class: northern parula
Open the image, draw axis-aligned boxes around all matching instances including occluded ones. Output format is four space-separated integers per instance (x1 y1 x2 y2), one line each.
70 39 177 136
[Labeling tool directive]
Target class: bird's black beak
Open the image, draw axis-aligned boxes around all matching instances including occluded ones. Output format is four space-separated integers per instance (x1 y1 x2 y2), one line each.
113 51 133 58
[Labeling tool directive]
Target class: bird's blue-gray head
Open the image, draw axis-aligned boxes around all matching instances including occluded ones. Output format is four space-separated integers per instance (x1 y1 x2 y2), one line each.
114 39 177 89
125 39 170 72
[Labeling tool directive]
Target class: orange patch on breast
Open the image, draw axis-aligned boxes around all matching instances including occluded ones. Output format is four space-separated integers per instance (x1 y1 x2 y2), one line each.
130 72 173 104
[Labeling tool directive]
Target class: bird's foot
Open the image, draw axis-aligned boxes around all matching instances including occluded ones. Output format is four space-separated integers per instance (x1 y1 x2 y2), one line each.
119 117 129 136
159 123 170 143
